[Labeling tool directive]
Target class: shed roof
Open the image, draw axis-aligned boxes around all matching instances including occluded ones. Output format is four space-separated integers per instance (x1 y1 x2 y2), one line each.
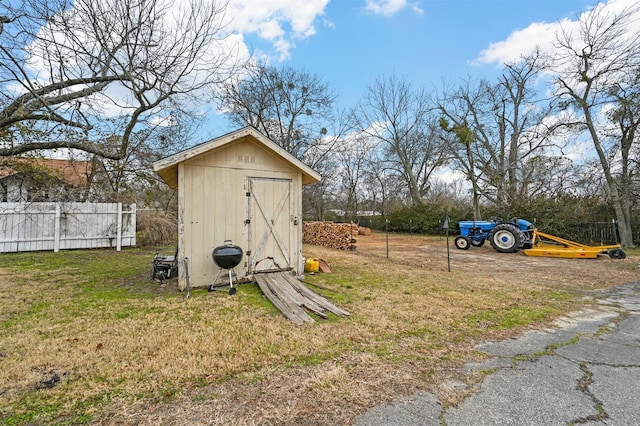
153 126 321 188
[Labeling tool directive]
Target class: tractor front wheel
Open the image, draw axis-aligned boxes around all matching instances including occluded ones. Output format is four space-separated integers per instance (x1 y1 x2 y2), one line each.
471 239 485 247
489 224 523 253
454 236 472 250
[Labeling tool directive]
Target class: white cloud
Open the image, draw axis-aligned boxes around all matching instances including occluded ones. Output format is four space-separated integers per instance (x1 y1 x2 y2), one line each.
434 166 465 184
474 0 639 67
474 19 572 66
226 0 330 60
364 0 423 16
257 19 285 41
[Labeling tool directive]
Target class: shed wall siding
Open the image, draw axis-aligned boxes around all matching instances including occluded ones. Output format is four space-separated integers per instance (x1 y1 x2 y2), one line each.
187 138 292 172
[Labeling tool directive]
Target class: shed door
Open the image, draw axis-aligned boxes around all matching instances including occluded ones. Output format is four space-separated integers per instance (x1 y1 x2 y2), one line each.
247 177 293 273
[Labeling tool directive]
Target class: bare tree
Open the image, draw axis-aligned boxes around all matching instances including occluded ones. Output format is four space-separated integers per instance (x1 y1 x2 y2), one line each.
436 53 557 215
219 61 343 221
332 132 381 219
300 128 343 221
603 68 640 234
351 74 446 206
218 61 337 162
551 4 640 246
0 0 236 160
361 146 406 215
89 111 202 205
438 113 483 219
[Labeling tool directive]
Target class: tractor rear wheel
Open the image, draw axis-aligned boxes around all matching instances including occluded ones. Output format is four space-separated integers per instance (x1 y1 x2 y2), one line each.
489 223 524 253
454 236 471 250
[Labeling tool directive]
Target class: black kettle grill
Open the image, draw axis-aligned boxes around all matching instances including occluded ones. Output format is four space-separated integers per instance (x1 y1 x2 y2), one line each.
208 240 243 295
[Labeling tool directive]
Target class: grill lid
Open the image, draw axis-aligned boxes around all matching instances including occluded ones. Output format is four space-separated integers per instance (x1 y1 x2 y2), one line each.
212 240 243 269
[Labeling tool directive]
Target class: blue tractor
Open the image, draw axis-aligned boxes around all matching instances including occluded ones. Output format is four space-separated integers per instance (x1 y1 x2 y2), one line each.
455 218 534 253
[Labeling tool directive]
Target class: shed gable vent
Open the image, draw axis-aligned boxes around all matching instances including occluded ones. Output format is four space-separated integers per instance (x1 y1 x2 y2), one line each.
237 155 256 164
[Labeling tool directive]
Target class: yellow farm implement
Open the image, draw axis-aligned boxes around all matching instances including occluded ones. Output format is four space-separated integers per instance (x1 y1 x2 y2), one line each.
523 229 626 259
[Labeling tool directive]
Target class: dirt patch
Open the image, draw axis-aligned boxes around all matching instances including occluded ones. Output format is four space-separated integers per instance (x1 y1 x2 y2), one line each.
350 232 638 290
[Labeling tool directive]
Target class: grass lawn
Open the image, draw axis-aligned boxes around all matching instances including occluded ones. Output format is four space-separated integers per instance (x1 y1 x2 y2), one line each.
1 234 638 425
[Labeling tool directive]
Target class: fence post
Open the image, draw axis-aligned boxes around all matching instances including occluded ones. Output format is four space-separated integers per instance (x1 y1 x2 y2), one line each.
54 204 61 253
385 219 389 258
116 203 122 251
131 204 136 246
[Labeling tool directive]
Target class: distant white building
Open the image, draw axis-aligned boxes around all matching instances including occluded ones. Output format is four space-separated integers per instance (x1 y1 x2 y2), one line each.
328 209 381 217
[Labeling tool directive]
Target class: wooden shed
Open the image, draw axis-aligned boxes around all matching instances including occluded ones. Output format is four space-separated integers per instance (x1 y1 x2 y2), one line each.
153 126 321 290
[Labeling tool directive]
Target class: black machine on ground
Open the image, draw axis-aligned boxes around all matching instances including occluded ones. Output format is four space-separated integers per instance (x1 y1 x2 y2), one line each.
151 247 178 284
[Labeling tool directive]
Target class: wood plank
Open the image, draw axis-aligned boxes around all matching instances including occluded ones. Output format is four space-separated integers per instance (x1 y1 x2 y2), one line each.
257 273 316 324
267 274 327 316
267 275 327 319
317 258 332 273
263 275 315 324
282 273 349 316
292 281 350 316
284 274 351 317
254 274 308 325
253 271 349 324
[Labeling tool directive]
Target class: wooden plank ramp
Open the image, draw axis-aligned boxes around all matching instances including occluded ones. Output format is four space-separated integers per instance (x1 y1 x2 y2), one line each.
253 271 350 326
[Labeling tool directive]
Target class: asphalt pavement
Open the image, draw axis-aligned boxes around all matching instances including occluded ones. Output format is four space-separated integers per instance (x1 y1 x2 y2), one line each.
355 281 640 426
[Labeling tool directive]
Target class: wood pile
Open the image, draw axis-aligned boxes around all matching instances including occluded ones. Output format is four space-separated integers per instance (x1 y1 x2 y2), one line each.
303 221 358 250
253 271 350 325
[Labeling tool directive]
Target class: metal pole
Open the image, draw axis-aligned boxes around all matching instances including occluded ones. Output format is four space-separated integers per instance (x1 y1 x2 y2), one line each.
116 202 122 251
446 226 451 272
54 204 61 253
386 219 389 258
443 213 451 272
184 257 190 299
612 219 618 244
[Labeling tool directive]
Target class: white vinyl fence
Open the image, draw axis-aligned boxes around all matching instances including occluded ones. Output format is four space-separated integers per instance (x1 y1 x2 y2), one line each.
0 202 136 253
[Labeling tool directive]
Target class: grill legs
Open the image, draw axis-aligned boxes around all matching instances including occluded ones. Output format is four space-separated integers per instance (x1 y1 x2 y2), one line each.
208 267 238 295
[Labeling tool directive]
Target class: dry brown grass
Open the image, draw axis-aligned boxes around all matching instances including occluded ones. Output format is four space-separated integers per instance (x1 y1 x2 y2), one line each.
136 210 178 246
0 233 638 425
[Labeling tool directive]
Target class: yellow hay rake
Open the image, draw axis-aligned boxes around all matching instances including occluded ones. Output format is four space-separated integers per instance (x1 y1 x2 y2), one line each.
523 229 626 259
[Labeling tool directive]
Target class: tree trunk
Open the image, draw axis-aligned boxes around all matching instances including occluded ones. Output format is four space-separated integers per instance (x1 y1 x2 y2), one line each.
584 111 634 247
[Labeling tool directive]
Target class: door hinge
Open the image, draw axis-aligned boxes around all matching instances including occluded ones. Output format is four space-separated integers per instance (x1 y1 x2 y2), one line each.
244 219 251 225
246 250 251 256
246 191 251 197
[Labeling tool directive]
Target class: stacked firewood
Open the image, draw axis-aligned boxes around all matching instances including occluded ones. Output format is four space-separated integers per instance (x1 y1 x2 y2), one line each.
303 221 358 250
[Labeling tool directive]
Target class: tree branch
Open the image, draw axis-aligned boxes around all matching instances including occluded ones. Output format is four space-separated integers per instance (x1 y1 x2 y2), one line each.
0 140 124 160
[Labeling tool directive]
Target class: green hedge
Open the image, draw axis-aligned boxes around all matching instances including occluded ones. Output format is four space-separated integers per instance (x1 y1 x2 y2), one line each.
351 196 638 245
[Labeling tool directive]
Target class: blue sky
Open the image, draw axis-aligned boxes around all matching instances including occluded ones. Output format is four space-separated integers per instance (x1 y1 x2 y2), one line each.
5 0 635 144
204 0 614 138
